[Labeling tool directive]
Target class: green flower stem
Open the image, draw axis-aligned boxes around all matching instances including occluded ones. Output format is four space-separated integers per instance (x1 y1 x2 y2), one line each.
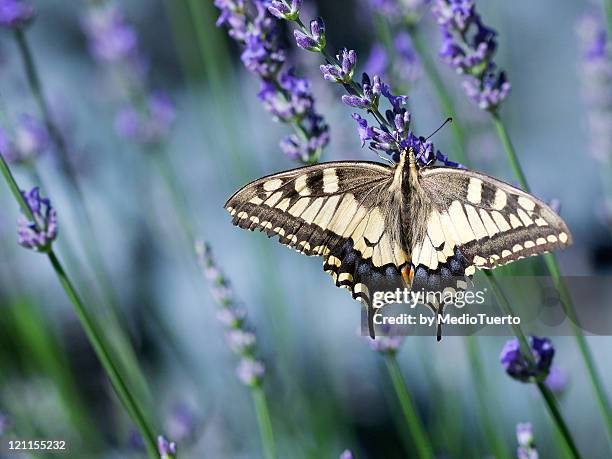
0 153 158 459
604 0 612 44
537 381 582 459
491 114 612 444
405 24 468 165
464 338 512 459
252 386 277 459
484 271 581 459
13 29 152 408
491 114 530 192
384 355 435 459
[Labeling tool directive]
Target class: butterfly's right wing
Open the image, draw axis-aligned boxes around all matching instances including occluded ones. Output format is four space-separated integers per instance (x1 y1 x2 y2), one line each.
225 161 411 336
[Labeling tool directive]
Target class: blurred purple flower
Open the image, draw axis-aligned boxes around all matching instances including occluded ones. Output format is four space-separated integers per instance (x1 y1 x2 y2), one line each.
166 404 197 442
17 187 58 252
366 0 431 23
115 92 176 146
81 5 138 63
544 365 568 394
500 336 554 383
0 114 49 165
196 240 267 387
157 435 177 459
576 14 612 163
236 358 265 387
365 323 404 353
339 450 354 459
432 0 510 112
0 413 8 435
216 0 329 163
0 0 34 28
516 423 538 459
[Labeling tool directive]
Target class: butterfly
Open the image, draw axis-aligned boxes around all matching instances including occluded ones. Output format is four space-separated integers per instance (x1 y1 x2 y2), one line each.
225 148 572 339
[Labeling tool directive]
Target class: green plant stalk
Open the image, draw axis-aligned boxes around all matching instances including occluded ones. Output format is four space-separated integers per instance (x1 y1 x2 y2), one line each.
464 338 512 459
484 271 581 459
604 0 612 43
384 355 435 459
491 114 612 444
252 386 277 459
0 152 158 459
13 29 151 408
406 24 468 165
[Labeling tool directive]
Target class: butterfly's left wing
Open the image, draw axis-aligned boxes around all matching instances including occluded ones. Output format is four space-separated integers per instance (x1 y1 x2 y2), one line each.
418 166 572 273
225 161 410 336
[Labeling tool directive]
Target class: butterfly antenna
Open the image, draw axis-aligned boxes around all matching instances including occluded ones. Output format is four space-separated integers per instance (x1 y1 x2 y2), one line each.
425 117 453 141
376 151 395 165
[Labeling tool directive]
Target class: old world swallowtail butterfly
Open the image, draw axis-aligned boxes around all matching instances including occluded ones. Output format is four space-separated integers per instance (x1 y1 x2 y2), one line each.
225 148 572 339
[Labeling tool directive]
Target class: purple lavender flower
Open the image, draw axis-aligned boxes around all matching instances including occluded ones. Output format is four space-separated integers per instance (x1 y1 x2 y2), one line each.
320 48 357 83
516 423 538 459
236 358 266 387
576 14 612 163
0 413 8 435
17 187 58 252
216 0 329 164
366 0 431 24
166 404 196 442
81 5 138 63
500 336 554 383
294 17 325 51
0 0 34 28
0 115 49 165
115 92 176 145
268 0 302 21
365 323 404 353
432 0 510 112
544 365 568 394
157 435 177 459
339 450 354 459
196 240 267 387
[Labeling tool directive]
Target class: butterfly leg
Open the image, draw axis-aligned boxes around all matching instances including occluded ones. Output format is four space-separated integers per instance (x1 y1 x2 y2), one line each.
368 303 376 339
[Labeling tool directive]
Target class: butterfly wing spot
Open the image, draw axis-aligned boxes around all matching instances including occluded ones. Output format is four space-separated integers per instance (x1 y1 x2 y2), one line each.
493 189 507 210
467 178 483 204
559 232 568 243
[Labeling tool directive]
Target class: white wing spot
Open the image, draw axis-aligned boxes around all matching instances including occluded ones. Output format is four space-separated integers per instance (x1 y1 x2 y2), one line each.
323 168 339 193
518 196 536 211
547 235 558 243
467 178 483 204
493 189 507 210
559 232 568 243
263 179 283 192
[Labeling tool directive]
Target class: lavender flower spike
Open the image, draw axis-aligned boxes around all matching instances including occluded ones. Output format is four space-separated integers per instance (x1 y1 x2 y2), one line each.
157 435 177 459
0 0 34 29
500 336 554 383
432 0 511 112
195 240 267 387
17 187 58 252
320 48 357 83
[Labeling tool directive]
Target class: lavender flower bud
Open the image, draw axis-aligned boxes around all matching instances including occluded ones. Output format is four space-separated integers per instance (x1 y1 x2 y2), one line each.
294 30 319 52
0 0 34 29
157 435 177 459
500 336 554 382
236 358 265 387
516 423 538 459
226 329 257 354
216 307 247 327
339 450 354 459
268 0 301 21
166 404 196 442
310 17 325 47
341 95 371 109
12 114 50 164
352 114 376 147
17 187 58 252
